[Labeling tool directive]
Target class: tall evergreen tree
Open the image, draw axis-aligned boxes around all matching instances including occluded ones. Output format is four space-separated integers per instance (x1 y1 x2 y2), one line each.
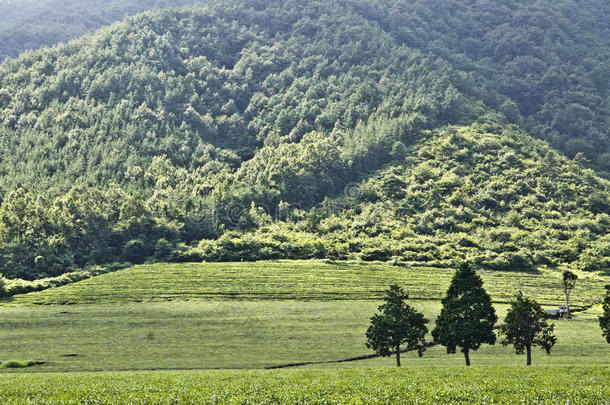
499 292 556 365
600 285 610 344
432 262 497 366
366 285 428 367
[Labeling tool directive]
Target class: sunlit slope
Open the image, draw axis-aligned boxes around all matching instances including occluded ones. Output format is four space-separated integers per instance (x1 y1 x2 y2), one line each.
6 261 608 306
0 1 608 279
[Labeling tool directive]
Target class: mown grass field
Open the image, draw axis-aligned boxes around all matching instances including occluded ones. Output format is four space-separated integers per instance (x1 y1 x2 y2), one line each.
0 366 608 404
5 261 608 306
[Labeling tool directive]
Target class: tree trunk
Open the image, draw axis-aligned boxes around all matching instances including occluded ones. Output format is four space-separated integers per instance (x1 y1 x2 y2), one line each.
464 349 470 366
565 291 571 318
396 346 401 367
526 345 532 366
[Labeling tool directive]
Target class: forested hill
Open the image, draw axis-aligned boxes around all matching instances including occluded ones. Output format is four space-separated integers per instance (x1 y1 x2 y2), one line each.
0 0 608 281
0 0 211 62
2 0 609 171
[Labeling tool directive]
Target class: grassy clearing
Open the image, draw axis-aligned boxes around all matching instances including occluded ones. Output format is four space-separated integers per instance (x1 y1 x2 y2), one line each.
0 301 606 372
0 366 607 404
5 261 608 306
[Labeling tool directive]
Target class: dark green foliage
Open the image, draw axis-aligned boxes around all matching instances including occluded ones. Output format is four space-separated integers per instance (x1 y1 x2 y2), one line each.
0 0 211 62
347 0 610 172
499 292 556 365
123 239 148 264
155 238 174 260
0 276 7 297
432 263 497 365
0 360 37 369
366 285 428 366
600 285 610 344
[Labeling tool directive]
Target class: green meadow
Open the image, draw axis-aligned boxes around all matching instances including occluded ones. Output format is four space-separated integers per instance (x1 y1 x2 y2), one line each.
0 261 607 374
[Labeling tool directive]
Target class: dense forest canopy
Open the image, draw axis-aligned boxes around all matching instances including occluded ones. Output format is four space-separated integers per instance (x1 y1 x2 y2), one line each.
348 0 610 171
0 0 213 62
0 0 608 280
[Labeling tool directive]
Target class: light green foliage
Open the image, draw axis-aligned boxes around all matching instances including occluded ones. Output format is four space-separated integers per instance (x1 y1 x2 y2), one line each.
6 261 608 306
0 367 608 403
234 124 609 272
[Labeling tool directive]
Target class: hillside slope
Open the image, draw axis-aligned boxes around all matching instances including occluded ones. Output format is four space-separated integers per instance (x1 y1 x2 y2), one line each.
2 0 608 169
0 0 608 279
348 0 610 170
194 123 610 273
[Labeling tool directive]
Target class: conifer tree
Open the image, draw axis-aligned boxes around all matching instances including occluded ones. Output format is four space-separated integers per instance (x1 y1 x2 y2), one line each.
432 262 497 366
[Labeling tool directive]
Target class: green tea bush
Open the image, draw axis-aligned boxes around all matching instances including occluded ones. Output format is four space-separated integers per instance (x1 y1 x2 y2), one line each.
1 360 36 368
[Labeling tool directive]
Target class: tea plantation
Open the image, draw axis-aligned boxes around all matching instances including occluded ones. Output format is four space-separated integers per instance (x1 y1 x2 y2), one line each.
0 261 608 403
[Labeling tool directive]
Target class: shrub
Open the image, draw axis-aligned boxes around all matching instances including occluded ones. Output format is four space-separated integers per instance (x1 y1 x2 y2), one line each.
0 277 7 298
1 360 36 368
154 239 174 260
488 251 535 272
361 247 392 261
123 239 147 264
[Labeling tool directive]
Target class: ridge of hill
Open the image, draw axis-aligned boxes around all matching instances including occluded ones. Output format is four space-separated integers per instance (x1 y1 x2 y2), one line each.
0 0 211 62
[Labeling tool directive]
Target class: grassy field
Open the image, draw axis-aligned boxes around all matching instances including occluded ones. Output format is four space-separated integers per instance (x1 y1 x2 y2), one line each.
0 366 607 404
5 261 608 306
0 300 607 372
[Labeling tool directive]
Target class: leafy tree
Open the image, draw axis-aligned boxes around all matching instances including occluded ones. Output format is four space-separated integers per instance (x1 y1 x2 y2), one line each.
366 285 428 367
562 270 578 318
600 285 610 344
123 239 147 264
154 238 174 260
432 262 497 366
499 292 556 365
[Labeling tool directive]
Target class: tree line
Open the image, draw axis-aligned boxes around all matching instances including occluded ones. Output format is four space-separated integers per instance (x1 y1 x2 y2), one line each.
367 263 610 366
